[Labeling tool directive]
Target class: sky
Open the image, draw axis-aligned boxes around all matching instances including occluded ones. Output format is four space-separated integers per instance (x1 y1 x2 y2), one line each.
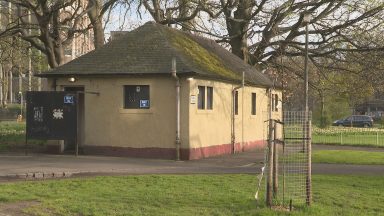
103 4 151 40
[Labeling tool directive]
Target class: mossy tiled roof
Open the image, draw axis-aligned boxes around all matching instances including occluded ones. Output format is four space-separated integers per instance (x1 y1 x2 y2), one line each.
41 22 272 87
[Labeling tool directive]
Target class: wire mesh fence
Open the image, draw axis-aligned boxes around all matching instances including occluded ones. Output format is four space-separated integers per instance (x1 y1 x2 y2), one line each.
265 111 311 208
313 126 384 147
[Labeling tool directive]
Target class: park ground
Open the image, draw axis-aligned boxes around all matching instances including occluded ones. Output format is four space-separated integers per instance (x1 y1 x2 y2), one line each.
0 121 383 215
0 145 383 216
0 174 383 216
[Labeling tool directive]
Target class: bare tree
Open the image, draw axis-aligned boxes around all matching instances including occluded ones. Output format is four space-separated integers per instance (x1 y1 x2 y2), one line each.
139 0 203 28
87 0 128 48
214 1 384 67
0 0 124 68
138 0 384 69
0 34 30 107
0 0 93 67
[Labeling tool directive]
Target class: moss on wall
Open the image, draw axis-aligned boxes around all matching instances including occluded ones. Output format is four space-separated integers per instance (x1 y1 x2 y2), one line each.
165 29 241 80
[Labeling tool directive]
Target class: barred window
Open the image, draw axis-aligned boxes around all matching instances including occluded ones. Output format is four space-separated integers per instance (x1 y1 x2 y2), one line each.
124 85 150 109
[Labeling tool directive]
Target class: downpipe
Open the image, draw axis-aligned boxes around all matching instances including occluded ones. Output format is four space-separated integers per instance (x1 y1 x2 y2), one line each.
171 58 181 160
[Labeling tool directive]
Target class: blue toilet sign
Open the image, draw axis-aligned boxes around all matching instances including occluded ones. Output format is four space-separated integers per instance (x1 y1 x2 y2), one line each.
140 100 150 108
64 95 74 104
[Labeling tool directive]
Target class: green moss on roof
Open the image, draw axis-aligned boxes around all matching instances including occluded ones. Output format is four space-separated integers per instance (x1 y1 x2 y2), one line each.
41 22 272 87
166 29 241 80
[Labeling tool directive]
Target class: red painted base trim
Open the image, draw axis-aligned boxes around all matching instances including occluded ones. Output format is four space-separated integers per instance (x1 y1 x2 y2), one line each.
83 140 266 160
184 140 266 160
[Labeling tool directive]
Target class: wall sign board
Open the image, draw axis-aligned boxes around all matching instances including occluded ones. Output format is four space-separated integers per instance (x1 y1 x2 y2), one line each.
26 91 78 140
140 100 150 108
190 95 196 104
64 95 74 104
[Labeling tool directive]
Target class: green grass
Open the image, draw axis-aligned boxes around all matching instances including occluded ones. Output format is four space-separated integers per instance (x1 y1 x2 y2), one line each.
312 126 384 147
312 150 384 165
312 134 384 147
0 121 45 151
0 175 383 215
0 121 26 143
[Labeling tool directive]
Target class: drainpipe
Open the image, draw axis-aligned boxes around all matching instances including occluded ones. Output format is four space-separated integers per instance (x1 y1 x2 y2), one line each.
268 88 272 126
171 57 181 160
231 72 245 154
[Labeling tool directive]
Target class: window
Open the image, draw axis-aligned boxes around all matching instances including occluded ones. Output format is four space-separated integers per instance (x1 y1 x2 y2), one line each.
274 94 278 112
251 93 256 115
271 94 279 112
124 85 150 109
235 91 239 115
198 86 213 110
206 87 213 110
198 86 205 110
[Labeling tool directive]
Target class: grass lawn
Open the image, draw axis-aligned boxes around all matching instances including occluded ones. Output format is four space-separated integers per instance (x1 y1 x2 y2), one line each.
0 121 26 143
312 126 384 147
312 134 384 147
0 121 45 151
312 150 384 165
0 174 383 216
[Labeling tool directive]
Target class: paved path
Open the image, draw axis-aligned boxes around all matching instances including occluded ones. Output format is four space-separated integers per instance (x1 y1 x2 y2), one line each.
0 147 383 181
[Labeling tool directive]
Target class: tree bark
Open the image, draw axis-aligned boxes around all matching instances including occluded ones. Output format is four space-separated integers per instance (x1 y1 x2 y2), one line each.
179 0 194 31
87 0 104 49
225 0 253 63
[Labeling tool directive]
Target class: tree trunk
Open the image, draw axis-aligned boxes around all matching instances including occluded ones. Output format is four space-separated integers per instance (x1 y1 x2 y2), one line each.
2 68 8 107
225 0 252 63
179 0 194 31
87 0 104 49
320 92 324 125
0 65 3 107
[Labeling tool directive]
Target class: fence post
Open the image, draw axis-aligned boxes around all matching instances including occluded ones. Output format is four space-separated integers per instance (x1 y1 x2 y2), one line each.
273 121 278 199
340 132 343 145
306 120 312 206
266 119 274 207
376 132 379 146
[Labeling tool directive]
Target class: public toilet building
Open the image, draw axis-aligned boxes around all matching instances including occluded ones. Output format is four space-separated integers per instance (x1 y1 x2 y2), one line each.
39 22 282 160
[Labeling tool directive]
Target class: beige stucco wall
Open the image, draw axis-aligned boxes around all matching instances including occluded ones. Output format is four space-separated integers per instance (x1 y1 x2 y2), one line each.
188 78 282 149
54 76 190 149
51 76 282 153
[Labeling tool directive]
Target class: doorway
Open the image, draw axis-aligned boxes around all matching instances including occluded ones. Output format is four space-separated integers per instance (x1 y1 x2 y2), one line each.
64 86 85 152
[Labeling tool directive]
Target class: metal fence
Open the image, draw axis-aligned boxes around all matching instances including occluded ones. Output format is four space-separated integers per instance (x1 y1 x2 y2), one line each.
264 111 312 208
312 126 384 147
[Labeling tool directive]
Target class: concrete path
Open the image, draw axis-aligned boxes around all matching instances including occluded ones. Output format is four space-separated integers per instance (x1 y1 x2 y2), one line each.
0 151 265 181
0 147 383 181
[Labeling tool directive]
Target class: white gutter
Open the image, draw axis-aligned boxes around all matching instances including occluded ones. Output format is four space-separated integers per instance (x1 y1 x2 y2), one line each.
171 58 181 160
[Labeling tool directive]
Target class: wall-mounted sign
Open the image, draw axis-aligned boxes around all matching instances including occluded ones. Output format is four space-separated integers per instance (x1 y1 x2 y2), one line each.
190 95 196 104
64 95 74 104
26 91 77 140
52 109 64 119
140 100 150 108
33 107 44 122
